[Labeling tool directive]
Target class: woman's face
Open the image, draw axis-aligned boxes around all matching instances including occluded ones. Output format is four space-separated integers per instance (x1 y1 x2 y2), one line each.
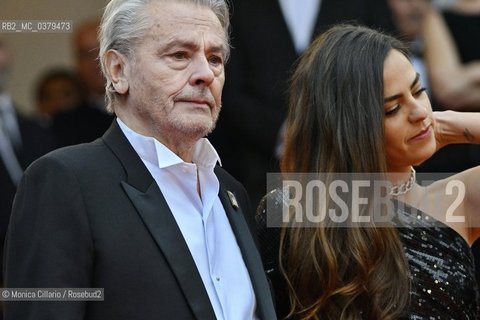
383 49 435 171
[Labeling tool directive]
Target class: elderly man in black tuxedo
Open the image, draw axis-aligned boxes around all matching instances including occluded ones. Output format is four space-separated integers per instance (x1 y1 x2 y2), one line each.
3 1 276 319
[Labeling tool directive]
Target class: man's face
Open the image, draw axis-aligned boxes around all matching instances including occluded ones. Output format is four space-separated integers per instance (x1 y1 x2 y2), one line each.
122 1 227 142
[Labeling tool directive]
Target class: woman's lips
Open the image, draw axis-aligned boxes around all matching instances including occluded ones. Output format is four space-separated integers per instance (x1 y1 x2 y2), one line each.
408 125 432 142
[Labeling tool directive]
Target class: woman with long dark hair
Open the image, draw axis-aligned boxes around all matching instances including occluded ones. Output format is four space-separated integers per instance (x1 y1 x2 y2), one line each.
257 24 480 319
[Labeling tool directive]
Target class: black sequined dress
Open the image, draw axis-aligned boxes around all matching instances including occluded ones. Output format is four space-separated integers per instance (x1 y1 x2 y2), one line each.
256 190 480 319
393 200 479 319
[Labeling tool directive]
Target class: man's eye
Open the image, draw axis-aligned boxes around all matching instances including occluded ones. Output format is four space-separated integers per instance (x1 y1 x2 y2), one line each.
172 52 187 60
209 55 224 65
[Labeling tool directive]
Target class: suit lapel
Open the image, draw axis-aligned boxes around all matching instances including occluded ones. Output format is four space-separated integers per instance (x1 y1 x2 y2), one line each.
217 183 277 320
102 121 216 320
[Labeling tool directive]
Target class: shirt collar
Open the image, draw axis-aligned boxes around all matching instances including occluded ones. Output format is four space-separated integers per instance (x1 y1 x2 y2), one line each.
192 137 222 169
117 118 221 169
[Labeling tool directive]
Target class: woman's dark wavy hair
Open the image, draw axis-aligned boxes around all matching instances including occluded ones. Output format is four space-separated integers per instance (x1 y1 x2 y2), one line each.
280 24 411 319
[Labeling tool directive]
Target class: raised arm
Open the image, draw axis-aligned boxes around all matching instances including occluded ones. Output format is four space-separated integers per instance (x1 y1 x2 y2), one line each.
434 110 480 149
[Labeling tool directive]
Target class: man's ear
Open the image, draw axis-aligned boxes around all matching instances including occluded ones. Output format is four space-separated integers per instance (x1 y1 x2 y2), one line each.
104 49 129 94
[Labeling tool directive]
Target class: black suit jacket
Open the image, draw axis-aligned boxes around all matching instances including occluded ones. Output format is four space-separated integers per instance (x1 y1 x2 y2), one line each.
3 121 276 320
209 0 394 207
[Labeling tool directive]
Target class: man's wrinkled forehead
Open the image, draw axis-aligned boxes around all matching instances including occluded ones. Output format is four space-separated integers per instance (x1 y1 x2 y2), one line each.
145 1 224 32
140 1 227 51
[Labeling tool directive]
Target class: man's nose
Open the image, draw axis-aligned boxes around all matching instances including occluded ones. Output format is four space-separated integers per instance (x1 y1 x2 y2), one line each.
189 56 215 87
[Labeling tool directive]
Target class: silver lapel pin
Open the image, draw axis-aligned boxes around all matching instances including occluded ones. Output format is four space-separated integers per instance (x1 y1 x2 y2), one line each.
227 190 239 210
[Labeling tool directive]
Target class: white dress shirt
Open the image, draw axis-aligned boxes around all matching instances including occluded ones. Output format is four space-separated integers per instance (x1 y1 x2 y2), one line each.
117 118 258 320
278 0 322 53
0 94 21 149
0 94 22 184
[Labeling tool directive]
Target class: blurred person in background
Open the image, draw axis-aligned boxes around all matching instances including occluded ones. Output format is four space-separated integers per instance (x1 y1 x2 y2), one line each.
417 3 480 173
35 67 85 120
51 18 113 147
387 0 432 91
74 18 106 111
423 0 480 110
0 39 55 318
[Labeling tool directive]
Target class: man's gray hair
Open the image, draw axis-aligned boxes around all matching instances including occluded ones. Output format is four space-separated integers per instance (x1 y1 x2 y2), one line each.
99 0 231 112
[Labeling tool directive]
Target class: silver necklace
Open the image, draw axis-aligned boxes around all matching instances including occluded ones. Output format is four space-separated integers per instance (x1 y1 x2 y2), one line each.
389 167 416 196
